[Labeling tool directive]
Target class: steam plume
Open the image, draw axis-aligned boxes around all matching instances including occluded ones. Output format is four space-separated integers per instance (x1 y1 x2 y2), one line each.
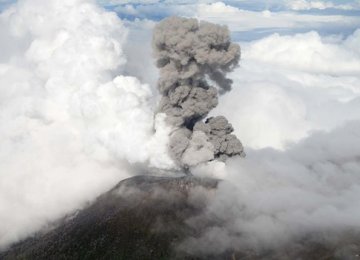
152 16 245 167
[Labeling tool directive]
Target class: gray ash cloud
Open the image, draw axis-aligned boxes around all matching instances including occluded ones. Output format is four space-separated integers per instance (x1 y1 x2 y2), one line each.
153 16 245 167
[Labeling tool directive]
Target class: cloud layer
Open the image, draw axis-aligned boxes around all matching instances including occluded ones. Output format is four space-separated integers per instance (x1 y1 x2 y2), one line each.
212 29 360 149
117 4 360 253
186 120 360 254
0 0 174 249
1 0 360 255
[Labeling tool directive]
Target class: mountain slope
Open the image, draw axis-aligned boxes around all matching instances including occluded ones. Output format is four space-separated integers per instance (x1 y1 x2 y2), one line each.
0 175 220 260
1 174 360 260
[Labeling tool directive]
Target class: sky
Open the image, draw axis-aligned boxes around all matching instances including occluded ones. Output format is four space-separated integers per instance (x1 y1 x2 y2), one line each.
1 0 360 254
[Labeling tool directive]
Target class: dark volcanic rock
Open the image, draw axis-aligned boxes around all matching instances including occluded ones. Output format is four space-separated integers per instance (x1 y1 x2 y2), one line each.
0 175 221 260
2 175 360 260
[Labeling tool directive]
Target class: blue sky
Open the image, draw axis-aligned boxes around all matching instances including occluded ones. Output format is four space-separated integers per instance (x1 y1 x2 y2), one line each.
0 0 14 10
92 0 360 41
2 0 360 40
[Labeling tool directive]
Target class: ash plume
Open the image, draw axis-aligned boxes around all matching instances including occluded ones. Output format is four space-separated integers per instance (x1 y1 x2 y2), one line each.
153 16 245 167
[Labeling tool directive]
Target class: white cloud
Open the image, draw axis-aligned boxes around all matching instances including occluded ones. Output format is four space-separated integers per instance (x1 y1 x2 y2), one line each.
245 30 360 75
195 2 360 32
121 17 360 152
97 0 360 11
99 1 360 41
287 0 357 10
98 0 216 5
211 29 360 150
120 16 360 254
187 120 360 253
1 0 360 254
98 0 160 5
0 0 173 249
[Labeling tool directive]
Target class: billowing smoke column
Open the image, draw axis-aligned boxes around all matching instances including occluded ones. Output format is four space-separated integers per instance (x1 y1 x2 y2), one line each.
153 16 245 167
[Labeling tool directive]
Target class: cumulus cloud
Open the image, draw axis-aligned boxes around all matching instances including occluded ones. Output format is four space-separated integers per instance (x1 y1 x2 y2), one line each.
104 0 360 39
211 29 360 150
137 11 360 254
287 0 358 10
195 2 360 33
245 30 360 75
120 14 360 151
1 0 360 255
99 0 360 13
0 0 174 250
186 120 360 254
178 27 360 254
121 10 360 158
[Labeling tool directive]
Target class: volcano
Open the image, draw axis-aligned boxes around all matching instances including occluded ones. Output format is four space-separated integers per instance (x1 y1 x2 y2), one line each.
0 175 222 260
1 174 360 260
